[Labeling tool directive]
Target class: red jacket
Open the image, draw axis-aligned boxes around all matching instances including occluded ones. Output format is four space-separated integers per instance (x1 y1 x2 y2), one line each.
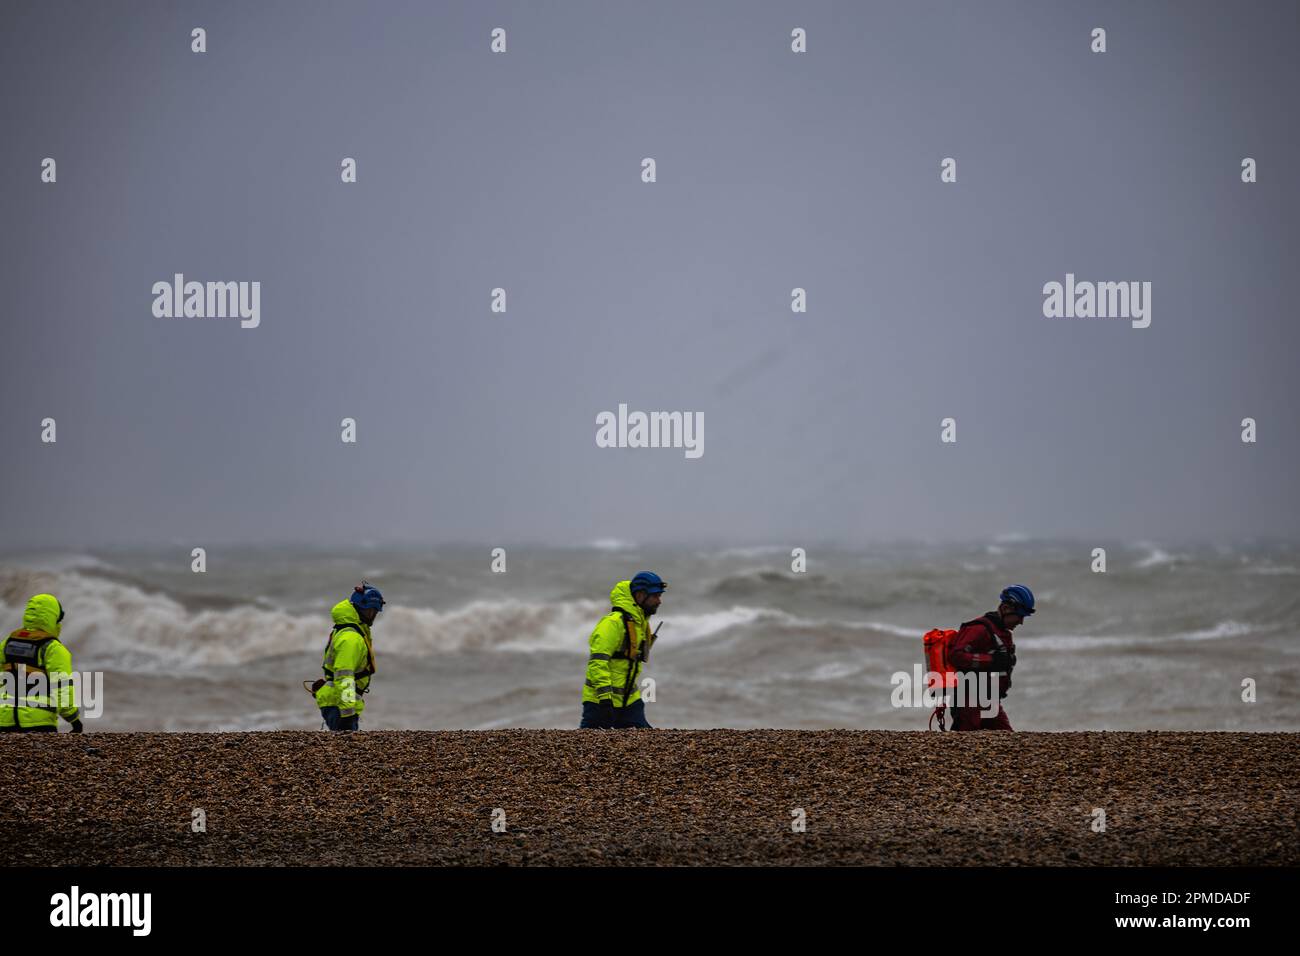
949 612 1015 699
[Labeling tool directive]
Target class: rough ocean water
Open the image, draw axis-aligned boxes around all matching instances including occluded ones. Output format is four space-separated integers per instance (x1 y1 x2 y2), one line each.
1 540 1296 732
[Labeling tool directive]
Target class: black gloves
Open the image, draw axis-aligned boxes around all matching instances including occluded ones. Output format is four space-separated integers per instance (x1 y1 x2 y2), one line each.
69 719 84 734
598 701 616 727
990 649 1015 673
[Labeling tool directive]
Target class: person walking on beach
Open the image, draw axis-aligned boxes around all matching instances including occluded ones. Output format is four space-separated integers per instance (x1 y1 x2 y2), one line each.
948 585 1034 731
1 594 83 734
311 583 384 732
580 572 665 729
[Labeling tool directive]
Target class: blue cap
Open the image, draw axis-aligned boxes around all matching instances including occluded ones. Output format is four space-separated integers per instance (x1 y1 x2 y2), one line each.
630 571 668 595
999 584 1035 615
350 582 386 612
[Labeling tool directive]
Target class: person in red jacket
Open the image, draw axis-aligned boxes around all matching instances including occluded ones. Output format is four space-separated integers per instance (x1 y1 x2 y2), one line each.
948 585 1035 731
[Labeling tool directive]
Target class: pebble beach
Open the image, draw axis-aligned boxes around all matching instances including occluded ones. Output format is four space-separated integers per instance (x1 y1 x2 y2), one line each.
3 730 1295 866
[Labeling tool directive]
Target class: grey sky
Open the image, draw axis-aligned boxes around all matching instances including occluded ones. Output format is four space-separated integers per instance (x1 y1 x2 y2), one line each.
2 1 1297 549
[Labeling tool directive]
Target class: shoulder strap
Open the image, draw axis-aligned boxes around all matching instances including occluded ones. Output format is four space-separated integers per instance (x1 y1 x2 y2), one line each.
958 616 1005 651
330 623 375 676
610 608 642 660
323 624 345 654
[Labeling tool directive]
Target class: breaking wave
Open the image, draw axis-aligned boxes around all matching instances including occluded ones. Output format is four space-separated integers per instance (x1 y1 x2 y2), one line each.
0 566 813 672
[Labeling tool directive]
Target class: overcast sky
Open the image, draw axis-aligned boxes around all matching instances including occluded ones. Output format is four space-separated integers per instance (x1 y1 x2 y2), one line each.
1 0 1297 549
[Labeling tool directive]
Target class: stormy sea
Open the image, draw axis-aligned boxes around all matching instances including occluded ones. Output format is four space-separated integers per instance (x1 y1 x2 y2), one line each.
2 539 1296 732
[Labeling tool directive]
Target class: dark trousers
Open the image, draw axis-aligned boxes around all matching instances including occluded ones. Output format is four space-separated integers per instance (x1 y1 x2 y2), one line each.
580 699 652 729
952 704 1013 731
320 706 359 732
1 724 57 733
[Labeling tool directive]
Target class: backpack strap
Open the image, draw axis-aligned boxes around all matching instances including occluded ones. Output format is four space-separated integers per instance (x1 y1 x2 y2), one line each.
613 610 644 708
958 615 1006 652
609 608 641 660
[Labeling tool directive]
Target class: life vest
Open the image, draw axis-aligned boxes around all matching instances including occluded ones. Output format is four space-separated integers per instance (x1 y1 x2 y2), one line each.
923 617 1004 730
609 609 648 660
2 630 59 715
3 630 54 672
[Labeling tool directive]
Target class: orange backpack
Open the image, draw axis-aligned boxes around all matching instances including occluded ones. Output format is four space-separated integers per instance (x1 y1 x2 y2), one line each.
923 618 1000 730
923 628 959 729
923 628 959 689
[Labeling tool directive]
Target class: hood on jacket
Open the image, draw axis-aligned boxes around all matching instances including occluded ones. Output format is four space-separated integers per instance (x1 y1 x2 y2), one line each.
20 593 63 638
330 597 374 674
331 598 368 633
609 580 647 626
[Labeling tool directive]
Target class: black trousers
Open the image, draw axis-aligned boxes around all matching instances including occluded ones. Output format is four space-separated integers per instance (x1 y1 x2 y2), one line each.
320 706 359 732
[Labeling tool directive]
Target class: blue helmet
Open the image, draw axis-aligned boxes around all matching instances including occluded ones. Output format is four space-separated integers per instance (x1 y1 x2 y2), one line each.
630 571 668 595
350 582 386 612
999 584 1035 616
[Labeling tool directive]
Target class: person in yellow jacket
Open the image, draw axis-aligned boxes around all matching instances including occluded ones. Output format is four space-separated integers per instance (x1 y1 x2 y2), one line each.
2 594 83 734
311 583 384 731
580 572 665 729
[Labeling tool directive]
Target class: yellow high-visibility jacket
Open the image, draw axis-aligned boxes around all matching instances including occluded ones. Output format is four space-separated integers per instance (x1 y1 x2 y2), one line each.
582 580 653 709
313 599 375 718
1 594 80 730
